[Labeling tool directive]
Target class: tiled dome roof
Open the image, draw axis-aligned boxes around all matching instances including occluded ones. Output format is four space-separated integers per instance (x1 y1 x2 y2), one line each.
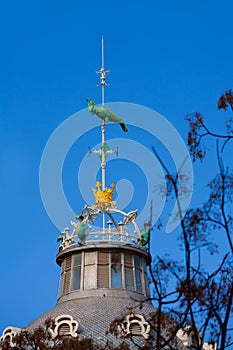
27 290 157 348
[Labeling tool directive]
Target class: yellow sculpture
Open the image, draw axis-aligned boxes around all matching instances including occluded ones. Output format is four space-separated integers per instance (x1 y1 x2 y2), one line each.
92 181 115 206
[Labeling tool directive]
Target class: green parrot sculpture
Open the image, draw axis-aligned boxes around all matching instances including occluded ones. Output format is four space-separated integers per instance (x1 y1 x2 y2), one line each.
74 215 87 245
86 99 128 132
139 228 150 251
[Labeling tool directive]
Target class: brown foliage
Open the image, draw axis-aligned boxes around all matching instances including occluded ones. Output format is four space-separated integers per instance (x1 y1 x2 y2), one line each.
218 89 233 111
186 112 206 162
149 89 233 349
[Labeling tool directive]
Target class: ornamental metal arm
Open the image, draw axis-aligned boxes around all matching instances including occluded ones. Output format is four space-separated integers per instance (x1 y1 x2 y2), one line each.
96 68 110 87
88 144 119 158
96 68 110 75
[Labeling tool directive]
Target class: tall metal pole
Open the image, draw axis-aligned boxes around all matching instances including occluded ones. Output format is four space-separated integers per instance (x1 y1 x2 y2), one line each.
96 36 110 231
148 200 153 254
97 36 109 191
101 36 105 107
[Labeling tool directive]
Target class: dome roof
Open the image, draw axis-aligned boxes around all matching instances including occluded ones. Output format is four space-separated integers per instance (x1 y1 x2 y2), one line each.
27 290 157 348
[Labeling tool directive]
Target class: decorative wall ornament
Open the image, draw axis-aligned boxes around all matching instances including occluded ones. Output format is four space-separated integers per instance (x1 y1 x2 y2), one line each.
118 314 150 339
0 326 22 347
49 314 79 339
176 327 214 349
177 327 216 350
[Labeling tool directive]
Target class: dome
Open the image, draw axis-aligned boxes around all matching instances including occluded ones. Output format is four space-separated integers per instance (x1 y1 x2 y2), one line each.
27 290 156 348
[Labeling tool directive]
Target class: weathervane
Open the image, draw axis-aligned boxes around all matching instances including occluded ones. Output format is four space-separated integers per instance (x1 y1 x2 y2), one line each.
58 37 150 251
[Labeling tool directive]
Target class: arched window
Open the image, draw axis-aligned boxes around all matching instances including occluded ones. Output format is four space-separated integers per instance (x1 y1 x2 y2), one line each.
118 314 150 339
0 327 22 347
49 315 79 338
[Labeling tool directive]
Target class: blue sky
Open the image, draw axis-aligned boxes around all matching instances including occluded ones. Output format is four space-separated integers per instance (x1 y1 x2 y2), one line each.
1 0 233 332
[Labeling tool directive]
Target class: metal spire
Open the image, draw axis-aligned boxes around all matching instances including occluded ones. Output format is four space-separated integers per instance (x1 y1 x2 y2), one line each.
96 37 110 232
89 37 117 197
96 36 110 191
96 36 110 107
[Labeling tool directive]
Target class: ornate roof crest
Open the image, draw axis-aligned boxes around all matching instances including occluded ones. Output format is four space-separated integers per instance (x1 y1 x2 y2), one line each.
92 181 116 207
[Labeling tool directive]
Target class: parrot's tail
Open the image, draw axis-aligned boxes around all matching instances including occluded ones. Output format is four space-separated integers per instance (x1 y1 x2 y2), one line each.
120 123 128 132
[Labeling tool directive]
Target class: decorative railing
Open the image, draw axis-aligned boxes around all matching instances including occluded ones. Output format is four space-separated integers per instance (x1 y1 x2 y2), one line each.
85 227 139 246
57 225 140 252
57 208 150 252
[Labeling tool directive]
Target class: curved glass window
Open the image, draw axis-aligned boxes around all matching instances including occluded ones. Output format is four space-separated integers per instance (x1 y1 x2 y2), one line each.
97 252 109 288
71 254 81 291
63 256 72 294
134 256 143 293
124 254 134 291
59 251 149 297
111 253 122 288
84 252 96 289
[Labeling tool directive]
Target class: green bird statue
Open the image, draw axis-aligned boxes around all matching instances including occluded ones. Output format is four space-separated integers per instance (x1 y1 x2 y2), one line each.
86 99 128 132
139 228 150 251
74 215 87 245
